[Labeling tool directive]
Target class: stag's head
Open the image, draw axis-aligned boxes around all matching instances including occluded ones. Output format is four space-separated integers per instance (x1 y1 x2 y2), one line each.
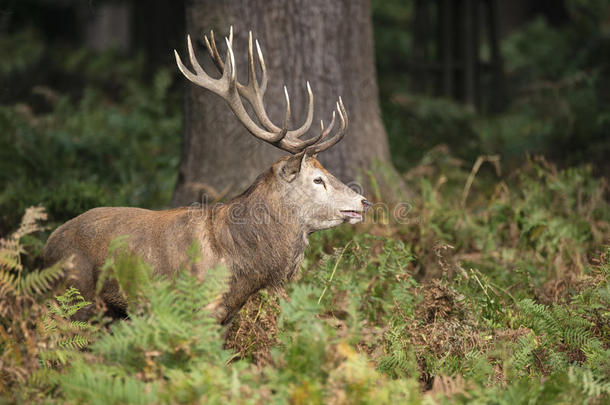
272 153 369 231
175 27 370 231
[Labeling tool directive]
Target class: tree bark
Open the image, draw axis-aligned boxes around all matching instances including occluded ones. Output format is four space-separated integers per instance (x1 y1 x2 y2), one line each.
173 0 399 206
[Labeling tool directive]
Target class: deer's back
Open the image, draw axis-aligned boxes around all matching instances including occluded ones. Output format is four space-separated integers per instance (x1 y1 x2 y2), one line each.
43 206 205 274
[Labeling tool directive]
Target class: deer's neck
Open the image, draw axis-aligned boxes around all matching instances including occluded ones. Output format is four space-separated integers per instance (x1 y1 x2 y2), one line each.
209 180 308 286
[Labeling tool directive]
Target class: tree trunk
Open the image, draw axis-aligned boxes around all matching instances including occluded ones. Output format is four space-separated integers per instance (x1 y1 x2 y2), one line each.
79 3 131 52
172 0 400 206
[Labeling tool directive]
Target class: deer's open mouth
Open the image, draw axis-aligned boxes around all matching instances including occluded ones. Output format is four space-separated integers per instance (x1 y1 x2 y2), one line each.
340 210 363 220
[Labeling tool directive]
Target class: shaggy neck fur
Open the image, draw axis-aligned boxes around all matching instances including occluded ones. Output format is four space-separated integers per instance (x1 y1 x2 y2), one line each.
206 168 308 320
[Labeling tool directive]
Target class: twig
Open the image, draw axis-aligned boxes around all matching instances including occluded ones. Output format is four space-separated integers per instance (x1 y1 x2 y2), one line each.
317 240 353 304
461 155 501 207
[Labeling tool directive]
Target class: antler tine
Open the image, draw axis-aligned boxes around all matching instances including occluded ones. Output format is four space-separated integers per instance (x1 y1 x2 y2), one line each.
298 116 329 147
320 111 336 142
223 37 236 84
176 33 289 143
175 28 348 154
254 39 268 94
247 32 257 89
174 37 222 95
282 109 337 153
187 35 206 76
282 86 291 134
204 26 234 73
201 29 314 139
340 96 348 127
204 30 223 72
243 32 279 132
306 97 348 154
223 37 285 142
244 33 314 139
291 81 314 139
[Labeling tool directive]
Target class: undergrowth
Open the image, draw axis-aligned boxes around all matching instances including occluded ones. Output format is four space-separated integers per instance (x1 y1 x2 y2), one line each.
0 29 181 234
1 154 608 404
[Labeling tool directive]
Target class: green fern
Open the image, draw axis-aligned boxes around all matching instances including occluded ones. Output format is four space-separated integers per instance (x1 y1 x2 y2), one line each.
515 296 609 380
53 259 232 403
39 287 95 369
0 207 105 402
509 333 539 375
518 299 561 337
0 206 65 302
518 299 596 351
378 322 419 379
97 235 152 306
568 367 610 398
60 363 159 405
49 286 92 318
20 261 65 296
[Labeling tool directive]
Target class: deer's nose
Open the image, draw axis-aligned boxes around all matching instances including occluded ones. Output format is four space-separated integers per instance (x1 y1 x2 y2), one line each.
361 199 372 211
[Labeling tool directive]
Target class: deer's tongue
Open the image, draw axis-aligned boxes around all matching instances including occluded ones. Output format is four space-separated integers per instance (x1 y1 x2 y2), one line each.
340 210 362 219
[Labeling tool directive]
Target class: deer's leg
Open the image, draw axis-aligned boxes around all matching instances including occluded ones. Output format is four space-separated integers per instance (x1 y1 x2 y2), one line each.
99 278 128 319
205 294 228 322
218 281 263 326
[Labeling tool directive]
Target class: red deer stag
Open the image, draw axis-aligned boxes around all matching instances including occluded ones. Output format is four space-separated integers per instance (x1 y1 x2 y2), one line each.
43 27 370 324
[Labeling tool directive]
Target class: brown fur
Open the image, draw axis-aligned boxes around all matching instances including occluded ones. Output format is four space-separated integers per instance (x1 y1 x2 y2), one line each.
43 156 346 324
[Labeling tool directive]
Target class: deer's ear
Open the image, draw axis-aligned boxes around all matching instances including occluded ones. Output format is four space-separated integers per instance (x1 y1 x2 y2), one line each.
278 152 307 182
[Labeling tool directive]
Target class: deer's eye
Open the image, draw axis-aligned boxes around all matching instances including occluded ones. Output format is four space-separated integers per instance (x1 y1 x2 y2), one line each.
313 177 325 187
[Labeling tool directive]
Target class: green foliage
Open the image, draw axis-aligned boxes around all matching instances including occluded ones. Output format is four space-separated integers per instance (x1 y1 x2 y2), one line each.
0 206 67 313
0 208 100 401
506 296 610 379
2 156 609 404
49 286 92 318
377 321 419 379
59 366 159 405
0 206 65 298
97 235 153 307
0 28 44 77
372 0 610 172
39 287 96 369
0 33 180 234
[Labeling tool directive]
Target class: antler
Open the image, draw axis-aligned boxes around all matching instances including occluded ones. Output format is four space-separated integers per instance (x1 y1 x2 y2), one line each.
174 26 347 155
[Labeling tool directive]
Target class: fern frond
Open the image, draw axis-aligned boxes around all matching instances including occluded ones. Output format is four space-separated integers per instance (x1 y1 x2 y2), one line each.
40 348 76 367
48 286 91 318
59 335 89 350
0 207 47 276
42 316 59 334
0 206 52 306
510 333 538 373
378 322 418 378
0 269 18 297
563 328 589 349
20 261 65 296
69 320 94 331
28 366 60 387
568 367 610 398
59 364 159 405
518 299 561 337
0 246 22 271
545 349 569 372
13 206 47 240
